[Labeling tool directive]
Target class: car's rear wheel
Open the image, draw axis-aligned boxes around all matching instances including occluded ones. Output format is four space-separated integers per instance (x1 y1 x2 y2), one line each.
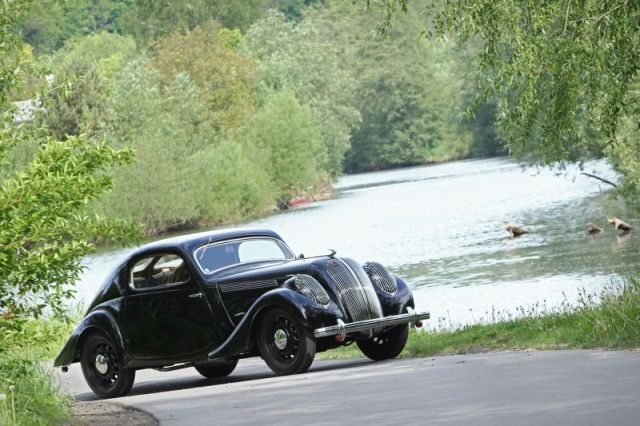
257 308 316 375
194 359 238 378
357 323 408 361
80 332 135 399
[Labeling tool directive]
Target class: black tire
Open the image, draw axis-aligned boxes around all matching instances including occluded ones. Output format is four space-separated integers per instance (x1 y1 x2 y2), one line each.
357 323 409 361
194 359 238 378
80 332 135 399
257 308 316 375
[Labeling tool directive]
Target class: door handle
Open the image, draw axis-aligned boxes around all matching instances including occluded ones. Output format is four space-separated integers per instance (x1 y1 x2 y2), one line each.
188 292 203 299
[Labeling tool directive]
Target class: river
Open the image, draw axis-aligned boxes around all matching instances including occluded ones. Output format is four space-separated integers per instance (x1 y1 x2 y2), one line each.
75 158 639 328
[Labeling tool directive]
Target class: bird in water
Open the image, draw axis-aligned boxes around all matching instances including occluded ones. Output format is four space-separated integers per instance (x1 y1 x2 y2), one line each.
505 222 528 237
607 217 633 233
586 222 604 235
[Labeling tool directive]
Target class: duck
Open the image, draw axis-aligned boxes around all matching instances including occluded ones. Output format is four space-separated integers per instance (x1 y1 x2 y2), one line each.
505 222 528 237
607 217 633 233
586 222 604 235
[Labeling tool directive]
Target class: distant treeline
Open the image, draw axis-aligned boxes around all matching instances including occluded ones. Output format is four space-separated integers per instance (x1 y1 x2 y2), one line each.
10 0 506 235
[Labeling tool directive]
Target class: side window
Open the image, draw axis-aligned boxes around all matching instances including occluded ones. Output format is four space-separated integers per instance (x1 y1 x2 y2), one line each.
129 253 191 290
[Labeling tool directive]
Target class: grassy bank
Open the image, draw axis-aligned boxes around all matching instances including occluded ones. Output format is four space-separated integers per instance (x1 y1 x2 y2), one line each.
321 276 640 360
0 318 75 425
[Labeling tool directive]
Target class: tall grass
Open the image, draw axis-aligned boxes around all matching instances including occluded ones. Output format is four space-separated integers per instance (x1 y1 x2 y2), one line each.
321 275 640 360
0 317 76 425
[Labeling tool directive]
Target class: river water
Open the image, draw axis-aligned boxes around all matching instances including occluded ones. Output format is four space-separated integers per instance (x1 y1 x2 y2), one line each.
76 158 639 328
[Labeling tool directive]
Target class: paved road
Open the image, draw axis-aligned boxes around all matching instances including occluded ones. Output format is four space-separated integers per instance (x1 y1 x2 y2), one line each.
59 350 640 425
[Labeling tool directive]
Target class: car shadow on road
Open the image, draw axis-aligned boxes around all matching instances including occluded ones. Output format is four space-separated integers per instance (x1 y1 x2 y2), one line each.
74 358 373 401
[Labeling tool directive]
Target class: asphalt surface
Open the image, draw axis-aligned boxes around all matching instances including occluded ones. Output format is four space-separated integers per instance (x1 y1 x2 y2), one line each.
58 350 640 425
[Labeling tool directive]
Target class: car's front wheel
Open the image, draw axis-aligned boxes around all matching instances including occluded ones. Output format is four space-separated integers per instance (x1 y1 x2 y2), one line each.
80 332 135 399
257 307 316 375
194 359 238 378
357 323 408 361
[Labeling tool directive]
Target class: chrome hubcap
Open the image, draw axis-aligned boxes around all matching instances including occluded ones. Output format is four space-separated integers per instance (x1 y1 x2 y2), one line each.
95 354 109 375
274 328 288 350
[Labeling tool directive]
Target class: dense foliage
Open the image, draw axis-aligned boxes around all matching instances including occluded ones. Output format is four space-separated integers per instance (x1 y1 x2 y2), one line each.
377 0 640 204
1 2 137 424
11 0 508 236
307 3 469 172
1 2 138 321
241 11 361 175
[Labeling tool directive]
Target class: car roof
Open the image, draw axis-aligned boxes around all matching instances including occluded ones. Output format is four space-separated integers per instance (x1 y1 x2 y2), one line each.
130 228 285 257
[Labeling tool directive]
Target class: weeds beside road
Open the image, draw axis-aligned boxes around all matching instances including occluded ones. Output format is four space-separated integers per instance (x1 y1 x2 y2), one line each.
0 318 74 425
322 276 640 360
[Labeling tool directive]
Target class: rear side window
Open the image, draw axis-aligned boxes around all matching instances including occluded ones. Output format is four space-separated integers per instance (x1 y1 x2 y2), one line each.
130 253 191 290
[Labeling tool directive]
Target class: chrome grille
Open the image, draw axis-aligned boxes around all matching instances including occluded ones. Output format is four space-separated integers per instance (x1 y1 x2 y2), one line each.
294 275 330 305
325 258 382 322
218 279 277 293
342 258 383 318
364 262 398 294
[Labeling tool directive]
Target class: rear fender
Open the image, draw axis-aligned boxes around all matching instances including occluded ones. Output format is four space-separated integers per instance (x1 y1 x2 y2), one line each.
54 309 125 368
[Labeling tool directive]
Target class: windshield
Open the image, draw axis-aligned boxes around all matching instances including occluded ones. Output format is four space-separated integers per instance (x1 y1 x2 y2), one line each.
193 237 294 274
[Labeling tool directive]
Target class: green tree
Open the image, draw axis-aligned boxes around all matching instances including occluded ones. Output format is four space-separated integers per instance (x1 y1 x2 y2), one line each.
122 0 268 46
308 2 467 172
1 0 138 319
94 60 212 235
377 1 640 190
194 140 277 223
153 21 258 132
18 0 132 53
37 32 137 140
242 11 360 175
238 90 325 197
95 58 279 235
52 31 137 82
465 101 507 158
266 0 325 20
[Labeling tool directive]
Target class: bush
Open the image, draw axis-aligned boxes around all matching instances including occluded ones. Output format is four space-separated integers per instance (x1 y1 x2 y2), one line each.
239 90 325 198
194 141 276 224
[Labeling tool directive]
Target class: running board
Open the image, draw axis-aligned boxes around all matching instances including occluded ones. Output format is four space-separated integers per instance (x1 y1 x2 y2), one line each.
154 362 193 372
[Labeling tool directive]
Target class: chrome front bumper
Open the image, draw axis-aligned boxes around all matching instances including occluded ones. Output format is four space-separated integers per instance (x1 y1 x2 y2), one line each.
313 307 430 339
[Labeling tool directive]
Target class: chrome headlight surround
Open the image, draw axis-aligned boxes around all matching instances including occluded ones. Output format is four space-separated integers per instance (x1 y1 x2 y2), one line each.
292 274 330 306
363 262 398 294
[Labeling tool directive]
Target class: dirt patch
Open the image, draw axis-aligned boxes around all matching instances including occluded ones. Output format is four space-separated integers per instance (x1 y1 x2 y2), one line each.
68 401 158 426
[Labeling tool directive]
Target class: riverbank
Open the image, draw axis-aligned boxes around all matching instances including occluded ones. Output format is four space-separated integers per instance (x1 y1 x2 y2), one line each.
320 275 640 360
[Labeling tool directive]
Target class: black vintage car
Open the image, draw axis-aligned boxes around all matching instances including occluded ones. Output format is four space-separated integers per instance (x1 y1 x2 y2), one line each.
55 228 429 398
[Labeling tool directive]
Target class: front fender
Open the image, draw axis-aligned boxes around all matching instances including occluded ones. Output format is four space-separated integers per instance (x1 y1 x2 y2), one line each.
54 307 125 368
208 287 342 360
372 275 415 317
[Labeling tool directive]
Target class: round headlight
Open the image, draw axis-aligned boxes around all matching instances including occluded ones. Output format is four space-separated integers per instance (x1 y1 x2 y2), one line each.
363 262 398 294
294 274 330 306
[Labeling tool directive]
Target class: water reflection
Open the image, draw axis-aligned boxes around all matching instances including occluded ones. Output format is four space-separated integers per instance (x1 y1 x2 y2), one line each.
75 158 638 327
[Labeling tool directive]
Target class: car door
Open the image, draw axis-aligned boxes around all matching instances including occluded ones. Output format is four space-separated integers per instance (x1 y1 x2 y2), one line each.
123 251 216 363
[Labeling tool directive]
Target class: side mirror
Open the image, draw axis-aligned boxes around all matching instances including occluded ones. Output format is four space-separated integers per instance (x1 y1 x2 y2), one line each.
298 253 305 259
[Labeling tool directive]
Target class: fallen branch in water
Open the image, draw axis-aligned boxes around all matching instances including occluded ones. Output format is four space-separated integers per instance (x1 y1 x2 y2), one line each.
581 172 617 188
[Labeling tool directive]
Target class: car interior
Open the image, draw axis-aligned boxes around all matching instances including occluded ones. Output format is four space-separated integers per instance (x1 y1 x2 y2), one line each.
130 254 191 290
